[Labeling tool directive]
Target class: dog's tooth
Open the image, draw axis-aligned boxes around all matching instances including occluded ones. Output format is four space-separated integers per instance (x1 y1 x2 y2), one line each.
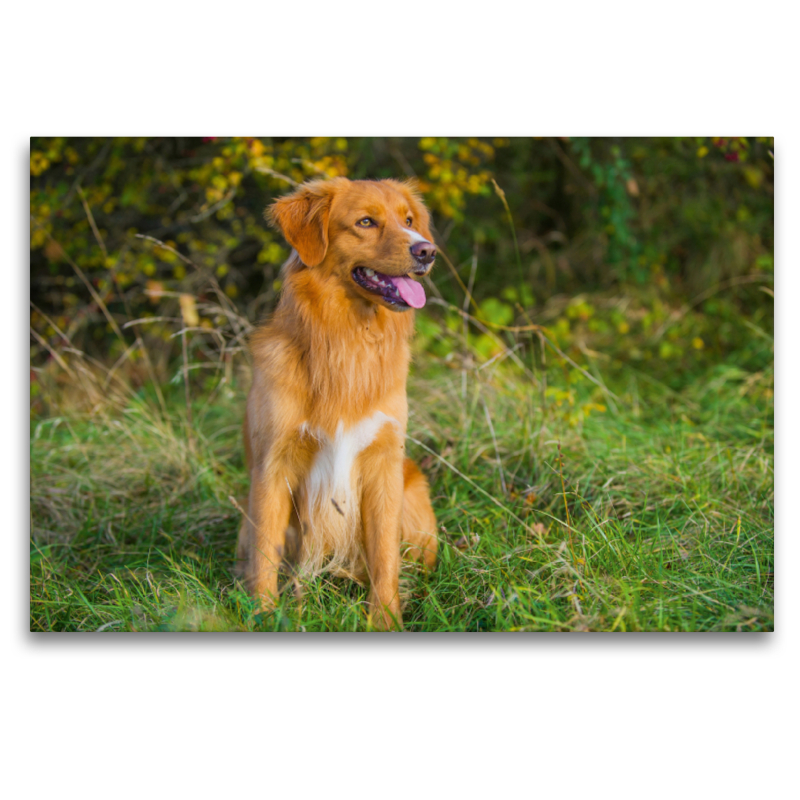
364 268 375 277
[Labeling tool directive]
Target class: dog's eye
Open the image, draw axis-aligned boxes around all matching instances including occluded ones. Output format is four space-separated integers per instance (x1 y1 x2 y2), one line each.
357 218 375 228
406 217 413 227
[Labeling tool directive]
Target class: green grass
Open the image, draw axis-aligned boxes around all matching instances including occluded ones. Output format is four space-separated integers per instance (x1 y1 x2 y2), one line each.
30 347 773 632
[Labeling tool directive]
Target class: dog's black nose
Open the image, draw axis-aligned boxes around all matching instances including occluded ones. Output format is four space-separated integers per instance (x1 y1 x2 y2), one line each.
410 240 436 265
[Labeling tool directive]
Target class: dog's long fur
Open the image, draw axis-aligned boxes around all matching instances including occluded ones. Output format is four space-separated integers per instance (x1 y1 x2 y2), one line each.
237 178 438 629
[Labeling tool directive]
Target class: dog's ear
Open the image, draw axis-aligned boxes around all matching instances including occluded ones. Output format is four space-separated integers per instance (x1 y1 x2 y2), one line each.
266 180 341 268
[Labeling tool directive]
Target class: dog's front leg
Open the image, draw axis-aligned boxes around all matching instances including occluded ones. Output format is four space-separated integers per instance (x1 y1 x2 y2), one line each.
247 464 296 613
360 429 405 630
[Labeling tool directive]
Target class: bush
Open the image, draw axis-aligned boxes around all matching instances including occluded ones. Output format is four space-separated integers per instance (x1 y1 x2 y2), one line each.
30 136 773 395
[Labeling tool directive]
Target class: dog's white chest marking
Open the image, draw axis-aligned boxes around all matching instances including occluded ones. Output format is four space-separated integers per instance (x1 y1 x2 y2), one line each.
301 412 398 517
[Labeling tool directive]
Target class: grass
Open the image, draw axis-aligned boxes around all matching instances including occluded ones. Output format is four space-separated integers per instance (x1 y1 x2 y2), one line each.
29 335 774 632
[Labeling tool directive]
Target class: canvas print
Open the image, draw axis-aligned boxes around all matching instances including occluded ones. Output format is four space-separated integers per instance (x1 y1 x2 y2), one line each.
29 137 774 631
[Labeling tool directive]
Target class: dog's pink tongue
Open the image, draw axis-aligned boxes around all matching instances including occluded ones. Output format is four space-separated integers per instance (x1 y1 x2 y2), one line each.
391 276 426 309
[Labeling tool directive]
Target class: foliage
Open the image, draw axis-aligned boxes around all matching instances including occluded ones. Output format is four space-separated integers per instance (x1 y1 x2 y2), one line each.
30 137 773 384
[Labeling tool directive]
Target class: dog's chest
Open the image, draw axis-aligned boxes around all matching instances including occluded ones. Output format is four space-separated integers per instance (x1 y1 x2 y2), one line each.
301 412 398 516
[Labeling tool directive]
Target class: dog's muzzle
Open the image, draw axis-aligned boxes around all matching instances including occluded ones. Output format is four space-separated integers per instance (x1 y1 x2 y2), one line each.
410 240 436 275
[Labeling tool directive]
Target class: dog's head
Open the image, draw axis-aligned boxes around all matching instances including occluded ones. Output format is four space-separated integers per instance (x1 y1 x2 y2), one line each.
267 178 436 311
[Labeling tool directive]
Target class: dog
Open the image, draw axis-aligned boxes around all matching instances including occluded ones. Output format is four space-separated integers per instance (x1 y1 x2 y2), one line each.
236 177 438 629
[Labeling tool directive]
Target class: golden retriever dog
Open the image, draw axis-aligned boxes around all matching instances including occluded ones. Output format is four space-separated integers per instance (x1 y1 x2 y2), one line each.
236 177 438 629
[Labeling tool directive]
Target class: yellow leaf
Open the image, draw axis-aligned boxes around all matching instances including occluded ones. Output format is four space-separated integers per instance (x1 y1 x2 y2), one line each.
743 167 763 189
145 281 164 301
179 294 199 327
44 239 64 262
30 151 51 176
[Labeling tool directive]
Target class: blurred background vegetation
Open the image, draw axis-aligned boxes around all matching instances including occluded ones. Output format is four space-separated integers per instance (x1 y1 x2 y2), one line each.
30 136 773 416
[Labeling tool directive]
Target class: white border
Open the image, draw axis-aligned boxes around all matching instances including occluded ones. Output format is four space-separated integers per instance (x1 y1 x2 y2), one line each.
6 3 794 798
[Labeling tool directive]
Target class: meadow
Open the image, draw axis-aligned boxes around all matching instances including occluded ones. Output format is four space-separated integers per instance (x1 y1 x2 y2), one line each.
29 137 774 632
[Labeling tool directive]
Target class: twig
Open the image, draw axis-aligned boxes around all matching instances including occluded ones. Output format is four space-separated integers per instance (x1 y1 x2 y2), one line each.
557 441 583 590
76 185 108 259
188 188 237 223
547 137 597 195
435 246 479 315
462 246 478 403
123 316 181 328
62 140 111 211
491 179 524 285
388 143 418 178
481 396 508 497
426 297 538 384
30 327 74 377
429 297 615 399
31 217 126 342
254 166 299 187
103 340 139 391
406 433 557 541
135 234 245 328
229 495 255 528
652 273 774 342
537 333 618 400
182 329 195 455
30 301 71 346
31 222 164 418
477 342 522 372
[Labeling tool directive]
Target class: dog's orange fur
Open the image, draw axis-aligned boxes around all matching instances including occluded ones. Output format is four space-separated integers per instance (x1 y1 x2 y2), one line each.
237 177 438 629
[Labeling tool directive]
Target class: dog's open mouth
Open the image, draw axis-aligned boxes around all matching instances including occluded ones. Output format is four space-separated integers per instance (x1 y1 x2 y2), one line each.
352 267 426 309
